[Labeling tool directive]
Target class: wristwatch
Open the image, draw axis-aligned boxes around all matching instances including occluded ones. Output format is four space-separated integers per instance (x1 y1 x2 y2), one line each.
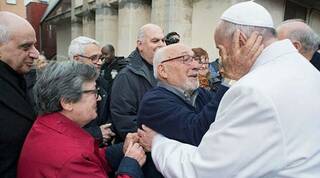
222 78 237 87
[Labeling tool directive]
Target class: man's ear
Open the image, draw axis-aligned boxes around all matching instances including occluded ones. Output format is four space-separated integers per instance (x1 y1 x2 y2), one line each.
239 31 248 47
158 64 168 79
60 98 73 111
73 55 80 61
292 41 302 51
137 40 143 51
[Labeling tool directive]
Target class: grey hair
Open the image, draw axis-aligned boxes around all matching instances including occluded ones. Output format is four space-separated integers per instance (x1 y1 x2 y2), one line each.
279 19 320 53
137 27 144 41
68 36 100 60
218 20 276 43
0 24 10 44
137 23 161 41
34 60 98 115
153 47 166 79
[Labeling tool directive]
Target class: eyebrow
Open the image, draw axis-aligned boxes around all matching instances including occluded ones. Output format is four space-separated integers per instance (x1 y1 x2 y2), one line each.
18 41 35 48
151 37 163 40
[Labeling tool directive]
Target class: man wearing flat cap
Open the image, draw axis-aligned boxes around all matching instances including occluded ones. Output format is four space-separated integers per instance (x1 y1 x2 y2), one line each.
138 1 320 177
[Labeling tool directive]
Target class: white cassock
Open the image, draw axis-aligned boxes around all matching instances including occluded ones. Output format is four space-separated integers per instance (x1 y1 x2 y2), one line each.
151 39 320 178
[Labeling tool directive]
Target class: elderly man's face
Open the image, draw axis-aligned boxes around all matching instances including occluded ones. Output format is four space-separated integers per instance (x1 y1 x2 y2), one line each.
138 27 166 64
79 44 103 71
0 23 39 74
160 46 200 91
214 29 231 58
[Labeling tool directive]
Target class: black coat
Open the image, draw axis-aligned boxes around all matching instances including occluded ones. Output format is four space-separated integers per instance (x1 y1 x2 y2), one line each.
101 56 128 95
110 49 157 141
311 51 320 71
0 60 36 178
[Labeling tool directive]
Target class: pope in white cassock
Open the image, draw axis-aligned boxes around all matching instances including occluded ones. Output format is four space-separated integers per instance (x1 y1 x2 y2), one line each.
138 1 320 178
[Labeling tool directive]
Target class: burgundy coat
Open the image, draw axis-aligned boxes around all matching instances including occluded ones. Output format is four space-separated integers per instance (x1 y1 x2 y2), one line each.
18 112 131 178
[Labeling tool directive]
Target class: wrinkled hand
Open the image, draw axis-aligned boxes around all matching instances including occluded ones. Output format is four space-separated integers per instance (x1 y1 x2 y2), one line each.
218 30 264 80
138 125 157 152
100 123 115 145
123 133 140 154
125 141 146 167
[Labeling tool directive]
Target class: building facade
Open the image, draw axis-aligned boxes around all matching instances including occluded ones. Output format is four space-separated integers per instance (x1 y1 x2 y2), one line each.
41 0 320 61
0 0 27 18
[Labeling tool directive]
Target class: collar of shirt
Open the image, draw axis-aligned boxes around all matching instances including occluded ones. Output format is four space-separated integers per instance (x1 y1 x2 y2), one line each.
158 81 199 107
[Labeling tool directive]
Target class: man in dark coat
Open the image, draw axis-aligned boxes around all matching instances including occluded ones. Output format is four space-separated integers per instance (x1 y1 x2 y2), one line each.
68 36 115 145
101 44 128 94
110 24 165 141
110 23 166 178
0 11 39 178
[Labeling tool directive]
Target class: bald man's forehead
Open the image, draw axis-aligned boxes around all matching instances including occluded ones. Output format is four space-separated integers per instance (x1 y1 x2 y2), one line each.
144 27 164 38
165 44 192 58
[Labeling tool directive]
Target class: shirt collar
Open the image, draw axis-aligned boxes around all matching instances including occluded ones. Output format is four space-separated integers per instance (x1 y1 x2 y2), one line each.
158 81 199 107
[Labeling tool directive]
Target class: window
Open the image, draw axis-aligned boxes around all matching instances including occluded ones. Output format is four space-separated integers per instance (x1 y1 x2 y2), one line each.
6 0 16 5
284 1 307 20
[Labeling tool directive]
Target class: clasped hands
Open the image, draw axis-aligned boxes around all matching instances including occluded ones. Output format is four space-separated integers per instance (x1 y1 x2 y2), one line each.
121 125 158 166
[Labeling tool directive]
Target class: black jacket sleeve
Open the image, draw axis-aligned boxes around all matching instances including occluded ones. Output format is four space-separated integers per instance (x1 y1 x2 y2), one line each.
110 73 139 140
106 143 144 178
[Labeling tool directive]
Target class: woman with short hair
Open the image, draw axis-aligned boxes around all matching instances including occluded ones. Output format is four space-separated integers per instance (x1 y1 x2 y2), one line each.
18 61 145 178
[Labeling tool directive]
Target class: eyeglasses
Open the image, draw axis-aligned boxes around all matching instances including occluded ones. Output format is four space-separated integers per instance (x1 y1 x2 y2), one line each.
81 88 100 99
198 56 209 65
161 54 209 65
78 54 104 63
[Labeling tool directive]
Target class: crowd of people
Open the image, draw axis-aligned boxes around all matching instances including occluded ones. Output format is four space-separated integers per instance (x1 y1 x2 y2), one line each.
1 1 320 178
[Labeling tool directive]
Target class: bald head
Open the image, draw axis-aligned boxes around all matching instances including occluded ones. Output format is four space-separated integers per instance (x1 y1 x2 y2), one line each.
136 24 165 64
0 11 34 43
277 19 320 60
153 43 193 78
137 24 163 41
0 11 39 74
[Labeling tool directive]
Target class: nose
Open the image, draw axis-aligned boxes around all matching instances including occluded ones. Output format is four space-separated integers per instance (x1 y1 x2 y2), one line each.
191 57 202 70
159 39 166 47
96 94 102 101
200 63 208 70
29 48 39 60
96 58 103 66
29 46 39 59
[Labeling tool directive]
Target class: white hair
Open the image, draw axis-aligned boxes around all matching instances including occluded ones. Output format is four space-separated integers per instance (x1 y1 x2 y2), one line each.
137 23 163 41
0 24 10 44
137 27 144 41
153 47 166 79
218 20 276 43
68 36 100 60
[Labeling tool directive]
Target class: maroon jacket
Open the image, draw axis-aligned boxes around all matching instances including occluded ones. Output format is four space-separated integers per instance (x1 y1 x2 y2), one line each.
18 112 132 178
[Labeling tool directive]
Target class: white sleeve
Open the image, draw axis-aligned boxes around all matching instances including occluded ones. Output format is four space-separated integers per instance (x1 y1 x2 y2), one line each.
151 85 286 178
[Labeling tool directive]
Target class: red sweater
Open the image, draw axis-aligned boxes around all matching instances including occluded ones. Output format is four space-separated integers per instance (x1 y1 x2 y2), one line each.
18 112 131 178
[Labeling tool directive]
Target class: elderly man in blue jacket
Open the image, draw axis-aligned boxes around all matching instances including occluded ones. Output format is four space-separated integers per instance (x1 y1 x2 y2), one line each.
138 41 262 146
137 41 262 178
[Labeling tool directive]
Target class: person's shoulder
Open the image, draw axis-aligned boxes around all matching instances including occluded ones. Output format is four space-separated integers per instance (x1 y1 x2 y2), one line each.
142 86 178 103
149 86 174 95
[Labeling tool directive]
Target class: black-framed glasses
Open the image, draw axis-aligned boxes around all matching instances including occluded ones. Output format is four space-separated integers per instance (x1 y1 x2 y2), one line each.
81 88 100 99
78 54 104 63
161 54 209 65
